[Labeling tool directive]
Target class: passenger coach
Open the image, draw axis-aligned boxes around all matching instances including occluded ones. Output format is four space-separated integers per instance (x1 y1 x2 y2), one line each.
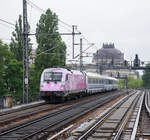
85 72 118 94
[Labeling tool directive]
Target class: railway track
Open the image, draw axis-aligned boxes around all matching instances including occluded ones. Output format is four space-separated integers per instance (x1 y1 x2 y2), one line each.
0 101 45 116
0 90 123 128
0 90 129 140
137 90 150 140
0 103 61 127
68 90 144 140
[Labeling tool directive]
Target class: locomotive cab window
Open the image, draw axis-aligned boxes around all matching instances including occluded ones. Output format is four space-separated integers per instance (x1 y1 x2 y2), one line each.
44 72 62 81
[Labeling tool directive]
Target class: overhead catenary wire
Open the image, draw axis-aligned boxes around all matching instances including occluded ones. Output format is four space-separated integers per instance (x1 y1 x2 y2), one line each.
27 0 44 13
0 22 15 30
0 18 15 27
75 27 92 45
26 0 95 59
36 46 58 56
59 23 72 32
26 0 72 30
26 0 80 35
0 18 15 43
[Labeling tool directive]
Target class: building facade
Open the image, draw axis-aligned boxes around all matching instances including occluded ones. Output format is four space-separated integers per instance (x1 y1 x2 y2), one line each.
92 43 124 67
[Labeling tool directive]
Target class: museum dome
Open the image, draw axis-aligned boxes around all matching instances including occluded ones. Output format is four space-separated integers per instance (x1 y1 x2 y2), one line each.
93 43 124 61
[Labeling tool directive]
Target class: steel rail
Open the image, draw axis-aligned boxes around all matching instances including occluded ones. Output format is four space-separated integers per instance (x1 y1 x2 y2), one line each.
112 93 140 140
0 101 45 116
47 125 73 140
0 104 64 126
130 91 144 140
0 90 128 139
148 90 150 106
21 93 122 140
0 92 115 126
0 100 82 136
78 90 140 140
78 91 136 140
145 91 150 116
0 91 119 131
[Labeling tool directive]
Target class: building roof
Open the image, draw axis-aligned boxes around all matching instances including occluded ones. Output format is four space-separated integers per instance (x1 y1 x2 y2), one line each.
93 43 124 60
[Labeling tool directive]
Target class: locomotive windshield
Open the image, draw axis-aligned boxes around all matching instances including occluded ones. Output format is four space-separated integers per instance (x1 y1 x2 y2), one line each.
44 72 62 81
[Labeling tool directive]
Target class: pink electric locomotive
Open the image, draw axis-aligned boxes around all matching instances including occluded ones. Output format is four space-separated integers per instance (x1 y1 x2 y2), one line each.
40 68 86 103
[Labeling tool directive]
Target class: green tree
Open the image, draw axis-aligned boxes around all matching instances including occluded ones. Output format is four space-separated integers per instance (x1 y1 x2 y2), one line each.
118 79 124 88
0 40 12 96
0 40 24 103
9 15 33 103
28 64 41 101
127 76 143 88
35 8 66 71
10 15 32 61
10 15 23 61
142 64 150 88
31 9 66 94
118 76 143 88
5 60 23 103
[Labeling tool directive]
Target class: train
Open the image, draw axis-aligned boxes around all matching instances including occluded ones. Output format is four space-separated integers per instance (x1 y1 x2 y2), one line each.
40 68 118 103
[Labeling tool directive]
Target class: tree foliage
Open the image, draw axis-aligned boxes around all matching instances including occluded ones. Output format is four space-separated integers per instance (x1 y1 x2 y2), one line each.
10 15 31 61
0 41 12 96
35 8 66 71
127 76 143 88
10 15 23 61
30 9 67 95
118 79 124 88
142 64 150 88
118 76 143 88
1 9 67 104
0 40 24 104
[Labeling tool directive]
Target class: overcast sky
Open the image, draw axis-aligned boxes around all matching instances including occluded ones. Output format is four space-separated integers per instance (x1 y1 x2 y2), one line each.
0 0 150 63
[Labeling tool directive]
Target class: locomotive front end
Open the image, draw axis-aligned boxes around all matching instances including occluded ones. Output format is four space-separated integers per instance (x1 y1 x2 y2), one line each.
40 69 66 102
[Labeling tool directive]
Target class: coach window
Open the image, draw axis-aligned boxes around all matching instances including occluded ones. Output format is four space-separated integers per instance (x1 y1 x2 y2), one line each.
109 80 112 84
91 78 93 84
90 78 92 84
96 79 98 84
91 78 94 84
88 78 91 84
94 78 96 84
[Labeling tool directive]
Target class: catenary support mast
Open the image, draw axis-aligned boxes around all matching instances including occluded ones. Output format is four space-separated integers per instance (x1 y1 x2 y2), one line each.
23 0 29 103
80 38 83 71
72 25 75 59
